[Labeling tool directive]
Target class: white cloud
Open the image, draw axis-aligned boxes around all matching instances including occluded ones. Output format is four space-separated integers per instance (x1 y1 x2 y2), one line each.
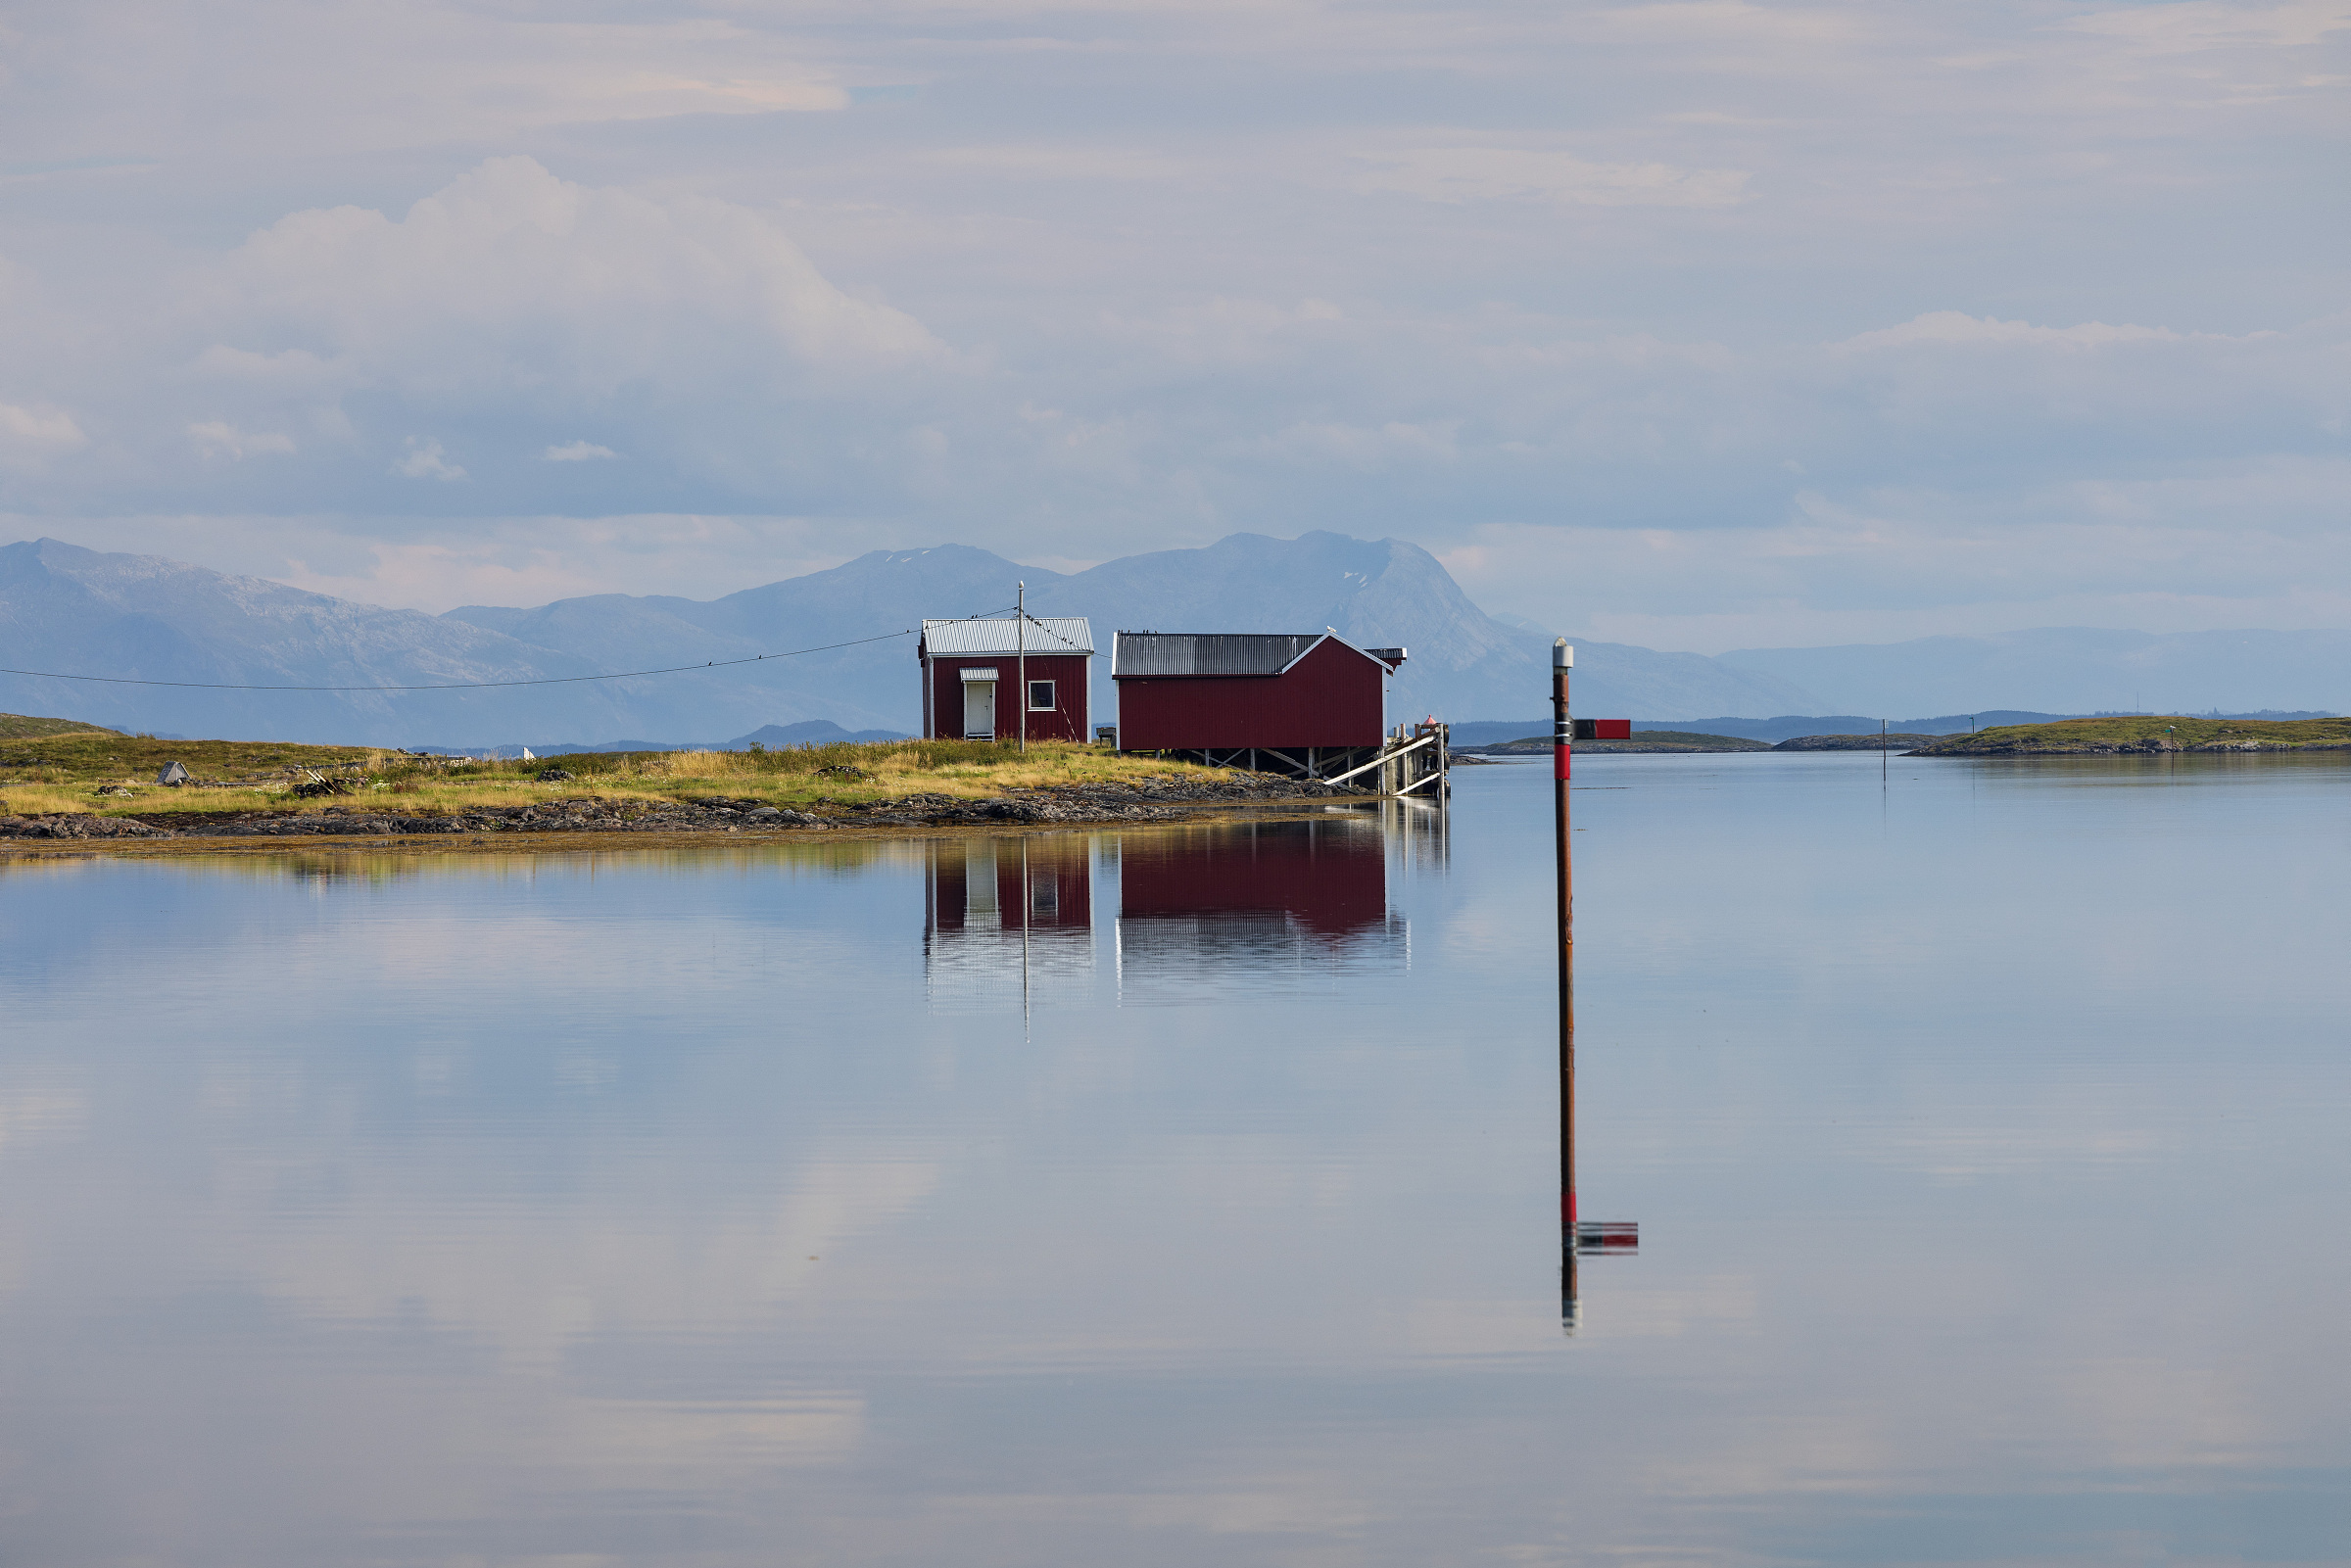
925 144 1194 181
217 157 940 390
188 420 294 458
0 0 2341 641
0 404 87 465
248 515 874 611
394 438 465 481
2 5 853 171
1837 311 2189 353
1358 148 1751 208
2061 0 2351 55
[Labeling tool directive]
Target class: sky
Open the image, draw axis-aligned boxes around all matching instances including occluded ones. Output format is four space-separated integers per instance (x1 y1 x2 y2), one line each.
0 0 2344 652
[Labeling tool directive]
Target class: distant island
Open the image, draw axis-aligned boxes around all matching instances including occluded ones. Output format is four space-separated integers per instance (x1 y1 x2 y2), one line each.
1461 731 1769 754
1912 716 2351 756
1772 734 1939 751
1457 716 2351 759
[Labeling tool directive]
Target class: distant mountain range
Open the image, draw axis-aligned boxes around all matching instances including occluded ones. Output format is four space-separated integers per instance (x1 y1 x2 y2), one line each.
0 534 1808 745
0 535 2339 748
412 720 910 759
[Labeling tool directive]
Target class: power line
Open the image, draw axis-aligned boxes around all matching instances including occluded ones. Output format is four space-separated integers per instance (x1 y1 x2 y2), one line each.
0 605 1021 694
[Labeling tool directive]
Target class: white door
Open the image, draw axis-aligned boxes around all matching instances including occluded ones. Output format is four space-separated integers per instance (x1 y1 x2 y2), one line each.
963 681 996 738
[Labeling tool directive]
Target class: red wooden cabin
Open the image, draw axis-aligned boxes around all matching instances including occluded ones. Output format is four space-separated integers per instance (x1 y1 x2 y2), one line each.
1110 631 1405 754
919 617 1093 742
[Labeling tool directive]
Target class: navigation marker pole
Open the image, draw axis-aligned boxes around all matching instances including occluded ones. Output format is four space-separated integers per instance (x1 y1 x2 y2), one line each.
1554 638 1638 1335
1554 639 1577 1326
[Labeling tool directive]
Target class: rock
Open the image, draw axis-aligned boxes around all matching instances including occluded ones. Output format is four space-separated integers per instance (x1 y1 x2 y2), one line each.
536 768 575 782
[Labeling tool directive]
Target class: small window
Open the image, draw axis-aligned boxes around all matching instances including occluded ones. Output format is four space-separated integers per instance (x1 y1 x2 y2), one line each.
1027 680 1056 711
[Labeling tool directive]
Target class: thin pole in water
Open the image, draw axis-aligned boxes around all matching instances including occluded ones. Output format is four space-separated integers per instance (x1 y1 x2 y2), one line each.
1882 717 1888 783
1021 834 1032 1029
1553 638 1576 1325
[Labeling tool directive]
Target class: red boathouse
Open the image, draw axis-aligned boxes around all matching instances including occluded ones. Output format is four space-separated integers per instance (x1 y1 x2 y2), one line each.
1111 631 1405 764
919 616 1093 742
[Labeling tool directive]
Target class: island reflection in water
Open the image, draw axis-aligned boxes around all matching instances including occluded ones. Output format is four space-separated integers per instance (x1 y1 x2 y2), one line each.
2 756 2347 1566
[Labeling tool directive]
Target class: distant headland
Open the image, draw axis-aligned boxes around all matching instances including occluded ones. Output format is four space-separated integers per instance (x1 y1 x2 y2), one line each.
1911 717 2351 756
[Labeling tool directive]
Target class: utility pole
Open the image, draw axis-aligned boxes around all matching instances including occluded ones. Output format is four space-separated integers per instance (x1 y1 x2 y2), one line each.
1017 581 1028 754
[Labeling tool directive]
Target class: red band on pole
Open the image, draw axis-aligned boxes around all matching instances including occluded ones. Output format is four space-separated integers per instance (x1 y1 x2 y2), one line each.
1554 744 1571 780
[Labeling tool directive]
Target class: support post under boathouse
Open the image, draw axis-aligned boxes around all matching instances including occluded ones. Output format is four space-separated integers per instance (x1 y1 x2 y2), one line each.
1108 630 1448 797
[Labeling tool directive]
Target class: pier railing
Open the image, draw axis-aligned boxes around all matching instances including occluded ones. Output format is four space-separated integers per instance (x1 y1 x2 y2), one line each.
1136 724 1449 798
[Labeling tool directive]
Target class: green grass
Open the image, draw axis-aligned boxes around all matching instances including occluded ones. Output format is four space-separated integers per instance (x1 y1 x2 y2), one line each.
0 710 124 740
1915 715 2351 755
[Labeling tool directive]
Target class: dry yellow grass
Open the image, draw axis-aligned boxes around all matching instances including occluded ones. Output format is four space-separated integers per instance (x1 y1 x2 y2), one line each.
1 736 1238 821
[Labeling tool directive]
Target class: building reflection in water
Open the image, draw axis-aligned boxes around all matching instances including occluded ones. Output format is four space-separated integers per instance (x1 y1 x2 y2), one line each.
924 835 1095 1013
921 802 1448 1011
1116 807 1439 1003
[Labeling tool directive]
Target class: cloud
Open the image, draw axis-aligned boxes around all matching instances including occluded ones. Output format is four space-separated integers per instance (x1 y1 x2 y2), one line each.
0 0 2340 642
394 438 465 481
115 156 952 512
188 421 294 459
218 157 940 385
2060 0 2351 55
1837 311 2189 353
1357 148 1751 208
0 404 86 467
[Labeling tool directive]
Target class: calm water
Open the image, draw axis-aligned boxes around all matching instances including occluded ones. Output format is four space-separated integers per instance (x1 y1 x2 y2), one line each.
2 752 2346 1565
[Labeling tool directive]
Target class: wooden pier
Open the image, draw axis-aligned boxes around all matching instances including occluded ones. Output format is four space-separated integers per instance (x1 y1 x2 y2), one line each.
1142 722 1450 798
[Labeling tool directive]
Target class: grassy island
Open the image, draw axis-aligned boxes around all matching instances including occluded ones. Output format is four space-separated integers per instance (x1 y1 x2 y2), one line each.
1912 715 2351 756
0 715 1248 824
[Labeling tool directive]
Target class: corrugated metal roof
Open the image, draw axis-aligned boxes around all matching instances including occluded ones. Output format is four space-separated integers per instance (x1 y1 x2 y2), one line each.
1115 633 1319 677
1113 632 1402 677
921 617 1093 656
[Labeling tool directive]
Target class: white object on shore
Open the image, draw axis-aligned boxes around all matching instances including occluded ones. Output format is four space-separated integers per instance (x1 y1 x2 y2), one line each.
156 760 189 785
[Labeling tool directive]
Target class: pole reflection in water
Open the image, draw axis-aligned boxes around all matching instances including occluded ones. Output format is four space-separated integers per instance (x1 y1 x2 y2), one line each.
923 834 1094 1012
1561 943 1639 1335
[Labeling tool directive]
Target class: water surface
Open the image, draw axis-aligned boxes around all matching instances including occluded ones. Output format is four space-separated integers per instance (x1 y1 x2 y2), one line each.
2 752 2345 1565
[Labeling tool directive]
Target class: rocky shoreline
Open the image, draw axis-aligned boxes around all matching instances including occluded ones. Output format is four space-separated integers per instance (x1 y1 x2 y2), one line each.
0 773 1357 844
